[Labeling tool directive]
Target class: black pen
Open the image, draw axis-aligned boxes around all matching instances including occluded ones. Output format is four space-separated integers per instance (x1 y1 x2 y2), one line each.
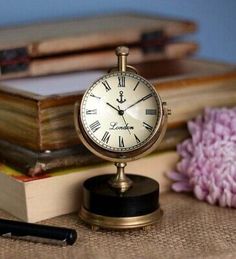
0 218 77 246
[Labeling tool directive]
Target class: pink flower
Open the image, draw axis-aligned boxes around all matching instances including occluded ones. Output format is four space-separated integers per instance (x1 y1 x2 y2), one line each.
167 107 236 208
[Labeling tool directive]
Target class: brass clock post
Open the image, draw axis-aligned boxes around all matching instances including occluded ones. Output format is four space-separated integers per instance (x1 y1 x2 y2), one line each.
109 162 132 193
108 46 133 193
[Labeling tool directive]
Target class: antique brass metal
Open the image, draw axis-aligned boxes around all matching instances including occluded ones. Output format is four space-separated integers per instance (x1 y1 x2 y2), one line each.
74 46 169 229
80 206 163 230
108 162 133 192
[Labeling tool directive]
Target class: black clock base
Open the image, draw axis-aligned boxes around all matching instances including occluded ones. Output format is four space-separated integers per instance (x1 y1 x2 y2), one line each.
79 174 163 229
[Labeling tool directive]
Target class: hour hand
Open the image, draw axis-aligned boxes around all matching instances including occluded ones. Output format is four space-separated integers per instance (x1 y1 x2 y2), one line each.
106 102 119 112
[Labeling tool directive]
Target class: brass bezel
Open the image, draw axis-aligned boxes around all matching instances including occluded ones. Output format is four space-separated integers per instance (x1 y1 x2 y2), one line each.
74 72 168 163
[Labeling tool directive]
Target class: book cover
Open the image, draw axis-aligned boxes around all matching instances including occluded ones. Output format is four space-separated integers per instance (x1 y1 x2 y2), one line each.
0 13 197 79
0 151 179 222
0 58 235 151
0 126 188 175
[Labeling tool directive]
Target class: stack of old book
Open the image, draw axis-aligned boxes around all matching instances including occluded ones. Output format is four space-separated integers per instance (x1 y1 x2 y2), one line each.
0 13 235 222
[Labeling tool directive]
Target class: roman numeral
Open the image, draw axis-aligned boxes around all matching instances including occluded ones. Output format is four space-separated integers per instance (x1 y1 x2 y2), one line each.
142 93 153 101
118 76 125 87
90 93 101 99
89 120 101 133
119 136 124 147
145 109 157 115
133 81 140 91
101 131 111 144
102 81 111 92
134 134 141 144
86 109 97 115
143 122 153 132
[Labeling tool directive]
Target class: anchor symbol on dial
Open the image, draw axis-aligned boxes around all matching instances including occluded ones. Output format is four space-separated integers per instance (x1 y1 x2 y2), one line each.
116 91 126 104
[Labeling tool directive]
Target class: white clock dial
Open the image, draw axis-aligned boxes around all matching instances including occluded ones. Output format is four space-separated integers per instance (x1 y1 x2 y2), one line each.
80 71 161 152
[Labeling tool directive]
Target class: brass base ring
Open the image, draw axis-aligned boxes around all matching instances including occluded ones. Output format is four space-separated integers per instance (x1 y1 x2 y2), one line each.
79 206 163 230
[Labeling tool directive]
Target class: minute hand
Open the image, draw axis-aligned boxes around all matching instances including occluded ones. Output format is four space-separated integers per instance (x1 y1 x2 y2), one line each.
124 93 153 111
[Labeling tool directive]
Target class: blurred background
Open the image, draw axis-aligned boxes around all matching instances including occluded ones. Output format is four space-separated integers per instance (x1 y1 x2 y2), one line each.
0 0 235 63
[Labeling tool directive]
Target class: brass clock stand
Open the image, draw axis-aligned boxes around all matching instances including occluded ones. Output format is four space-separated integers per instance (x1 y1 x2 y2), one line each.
75 47 168 230
79 163 163 230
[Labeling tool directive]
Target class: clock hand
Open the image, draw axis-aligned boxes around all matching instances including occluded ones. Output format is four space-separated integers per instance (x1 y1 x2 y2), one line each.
106 102 120 113
124 94 153 111
118 106 131 135
106 103 130 134
124 98 143 111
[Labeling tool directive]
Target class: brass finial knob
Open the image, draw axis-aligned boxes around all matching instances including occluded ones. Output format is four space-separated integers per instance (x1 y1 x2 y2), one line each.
116 46 129 56
116 46 129 72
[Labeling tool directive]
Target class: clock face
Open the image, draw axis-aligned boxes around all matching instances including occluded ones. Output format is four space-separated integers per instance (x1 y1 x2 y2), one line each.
80 72 162 153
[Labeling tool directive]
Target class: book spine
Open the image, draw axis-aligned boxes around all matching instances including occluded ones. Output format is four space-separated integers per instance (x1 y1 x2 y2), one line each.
0 47 30 75
141 30 166 53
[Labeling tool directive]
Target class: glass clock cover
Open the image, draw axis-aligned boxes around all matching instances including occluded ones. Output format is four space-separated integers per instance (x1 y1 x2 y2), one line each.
79 71 163 156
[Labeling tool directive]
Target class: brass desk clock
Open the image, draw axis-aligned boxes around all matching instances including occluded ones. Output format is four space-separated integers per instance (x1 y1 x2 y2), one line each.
74 46 169 230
